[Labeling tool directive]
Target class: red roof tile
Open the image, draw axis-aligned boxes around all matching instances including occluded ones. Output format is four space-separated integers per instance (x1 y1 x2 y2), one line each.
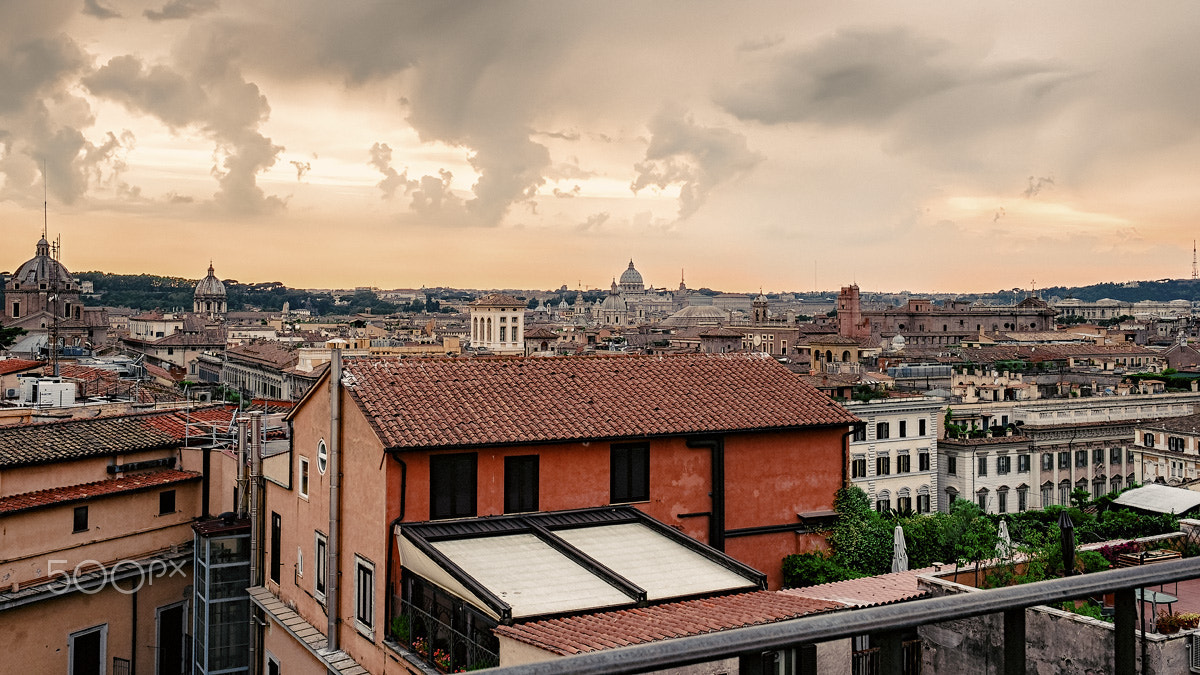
0 469 201 515
0 359 41 376
342 353 860 450
780 566 937 607
494 591 843 655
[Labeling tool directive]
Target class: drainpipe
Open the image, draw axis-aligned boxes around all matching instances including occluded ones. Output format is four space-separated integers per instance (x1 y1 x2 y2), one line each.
247 411 264 675
130 590 137 675
686 438 725 551
327 350 342 652
384 453 407 640
841 424 863 489
201 443 211 518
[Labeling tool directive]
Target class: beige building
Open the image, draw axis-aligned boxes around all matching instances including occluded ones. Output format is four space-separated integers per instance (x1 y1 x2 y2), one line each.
1133 413 1200 485
469 293 525 354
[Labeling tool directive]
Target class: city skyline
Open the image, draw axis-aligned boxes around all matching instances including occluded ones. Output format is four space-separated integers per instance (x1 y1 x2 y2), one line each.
3 2 1200 293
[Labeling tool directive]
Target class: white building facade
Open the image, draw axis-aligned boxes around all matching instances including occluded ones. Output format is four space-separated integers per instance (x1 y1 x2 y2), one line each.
470 293 526 355
846 397 942 514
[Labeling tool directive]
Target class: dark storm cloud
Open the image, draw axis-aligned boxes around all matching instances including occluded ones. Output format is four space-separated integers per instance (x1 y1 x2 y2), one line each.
82 0 120 20
1023 176 1054 198
631 109 762 219
84 33 285 214
367 142 414 199
145 0 220 22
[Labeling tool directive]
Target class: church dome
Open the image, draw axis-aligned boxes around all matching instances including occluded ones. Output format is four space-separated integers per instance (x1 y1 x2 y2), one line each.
12 237 73 289
194 263 226 299
602 291 628 312
660 304 730 327
618 260 644 292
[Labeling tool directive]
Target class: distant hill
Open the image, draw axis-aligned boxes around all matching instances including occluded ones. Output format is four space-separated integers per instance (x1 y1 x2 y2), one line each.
1035 278 1200 303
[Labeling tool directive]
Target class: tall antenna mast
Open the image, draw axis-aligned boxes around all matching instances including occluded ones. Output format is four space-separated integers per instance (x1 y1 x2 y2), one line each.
1193 240 1198 280
43 159 48 240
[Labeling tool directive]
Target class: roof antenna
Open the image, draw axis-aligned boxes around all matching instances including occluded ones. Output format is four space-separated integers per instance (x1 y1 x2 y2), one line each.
43 159 48 241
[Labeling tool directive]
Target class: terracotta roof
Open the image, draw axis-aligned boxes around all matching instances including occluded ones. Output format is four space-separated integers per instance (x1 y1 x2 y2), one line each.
493 591 844 655
227 341 298 369
1139 412 1200 435
0 409 217 468
781 566 937 607
698 327 744 338
524 327 559 339
342 353 859 450
0 469 201 515
472 293 524 308
0 359 42 376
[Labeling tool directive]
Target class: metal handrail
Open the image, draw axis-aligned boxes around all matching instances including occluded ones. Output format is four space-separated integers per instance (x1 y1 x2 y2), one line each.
483 556 1200 675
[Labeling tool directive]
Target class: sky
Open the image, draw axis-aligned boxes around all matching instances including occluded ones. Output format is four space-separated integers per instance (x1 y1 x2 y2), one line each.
3 1 1200 294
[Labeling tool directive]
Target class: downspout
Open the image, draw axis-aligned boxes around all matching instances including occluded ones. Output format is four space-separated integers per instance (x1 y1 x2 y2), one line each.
841 423 863 489
130 590 137 675
686 438 725 551
384 453 407 641
327 349 342 652
248 411 264 675
201 443 211 518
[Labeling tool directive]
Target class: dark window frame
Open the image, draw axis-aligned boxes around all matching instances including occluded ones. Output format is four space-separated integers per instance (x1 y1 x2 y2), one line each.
430 453 478 519
73 505 89 533
270 512 282 584
159 489 176 515
504 455 540 514
610 443 650 504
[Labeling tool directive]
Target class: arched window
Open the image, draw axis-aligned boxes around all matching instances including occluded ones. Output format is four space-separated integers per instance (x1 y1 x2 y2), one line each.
976 488 989 511
897 488 912 513
317 439 328 475
826 350 833 361
1111 475 1123 493
875 490 891 513
917 486 931 513
842 351 851 362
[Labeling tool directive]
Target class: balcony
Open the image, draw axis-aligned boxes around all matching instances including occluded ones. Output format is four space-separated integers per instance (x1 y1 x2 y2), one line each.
390 597 499 673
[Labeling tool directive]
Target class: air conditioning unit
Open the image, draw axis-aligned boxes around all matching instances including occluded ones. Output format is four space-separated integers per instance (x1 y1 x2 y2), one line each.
1191 632 1200 673
3 388 15 399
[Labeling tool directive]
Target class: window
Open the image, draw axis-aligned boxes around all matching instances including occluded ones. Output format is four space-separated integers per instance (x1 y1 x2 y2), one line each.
876 492 891 512
69 625 107 675
159 490 176 515
1144 433 1155 448
1093 478 1106 499
897 454 910 474
852 425 867 442
1111 475 1123 493
919 451 930 471
916 491 931 514
977 489 988 511
977 456 988 476
270 512 282 584
1093 448 1104 464
1169 437 1186 452
355 556 374 632
1041 483 1053 507
1017 454 1030 473
430 453 478 519
297 546 304 577
611 444 649 503
1017 487 1028 512
876 422 890 440
899 421 908 438
499 326 507 342
997 489 1008 514
1075 450 1087 468
1111 447 1122 465
1127 450 1135 464
919 419 927 436
997 456 1011 475
1058 452 1070 470
299 457 310 499
317 439 328 474
897 491 912 512
315 532 327 600
947 455 957 476
1059 481 1071 506
876 454 891 476
1042 454 1054 471
10 301 19 318
504 455 539 513
73 505 89 533
851 455 867 479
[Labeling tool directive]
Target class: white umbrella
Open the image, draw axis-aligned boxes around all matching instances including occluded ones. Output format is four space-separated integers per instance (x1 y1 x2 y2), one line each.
891 525 909 573
996 519 1013 558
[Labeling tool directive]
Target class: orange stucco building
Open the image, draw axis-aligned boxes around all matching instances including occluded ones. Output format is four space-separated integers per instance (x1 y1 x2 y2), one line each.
254 353 859 674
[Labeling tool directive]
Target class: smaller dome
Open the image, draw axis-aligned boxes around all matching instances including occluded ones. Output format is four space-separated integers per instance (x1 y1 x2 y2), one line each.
195 263 227 298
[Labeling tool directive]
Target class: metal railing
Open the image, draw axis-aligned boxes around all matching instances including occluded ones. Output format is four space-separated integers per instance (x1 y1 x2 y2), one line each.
393 597 500 672
483 556 1200 675
852 639 921 675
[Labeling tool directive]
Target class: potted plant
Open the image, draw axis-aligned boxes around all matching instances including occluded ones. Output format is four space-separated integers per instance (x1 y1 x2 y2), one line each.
1177 613 1200 631
1157 611 1182 634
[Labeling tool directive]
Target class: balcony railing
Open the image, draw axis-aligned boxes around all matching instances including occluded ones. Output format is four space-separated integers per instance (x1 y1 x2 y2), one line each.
392 597 499 673
486 556 1200 675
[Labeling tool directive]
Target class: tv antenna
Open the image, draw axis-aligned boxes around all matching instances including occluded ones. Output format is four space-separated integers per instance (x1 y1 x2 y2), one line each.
1193 240 1198 280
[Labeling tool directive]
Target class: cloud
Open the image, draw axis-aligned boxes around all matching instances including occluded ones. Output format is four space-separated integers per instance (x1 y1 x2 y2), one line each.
576 212 609 232
553 185 581 198
82 0 120 20
289 160 310 181
367 142 413 199
630 109 762 219
410 169 461 216
144 0 219 22
1023 176 1054 198
737 34 784 53
83 34 285 215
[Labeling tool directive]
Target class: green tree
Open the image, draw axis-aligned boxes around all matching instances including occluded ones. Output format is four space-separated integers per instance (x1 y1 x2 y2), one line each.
0 325 26 349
